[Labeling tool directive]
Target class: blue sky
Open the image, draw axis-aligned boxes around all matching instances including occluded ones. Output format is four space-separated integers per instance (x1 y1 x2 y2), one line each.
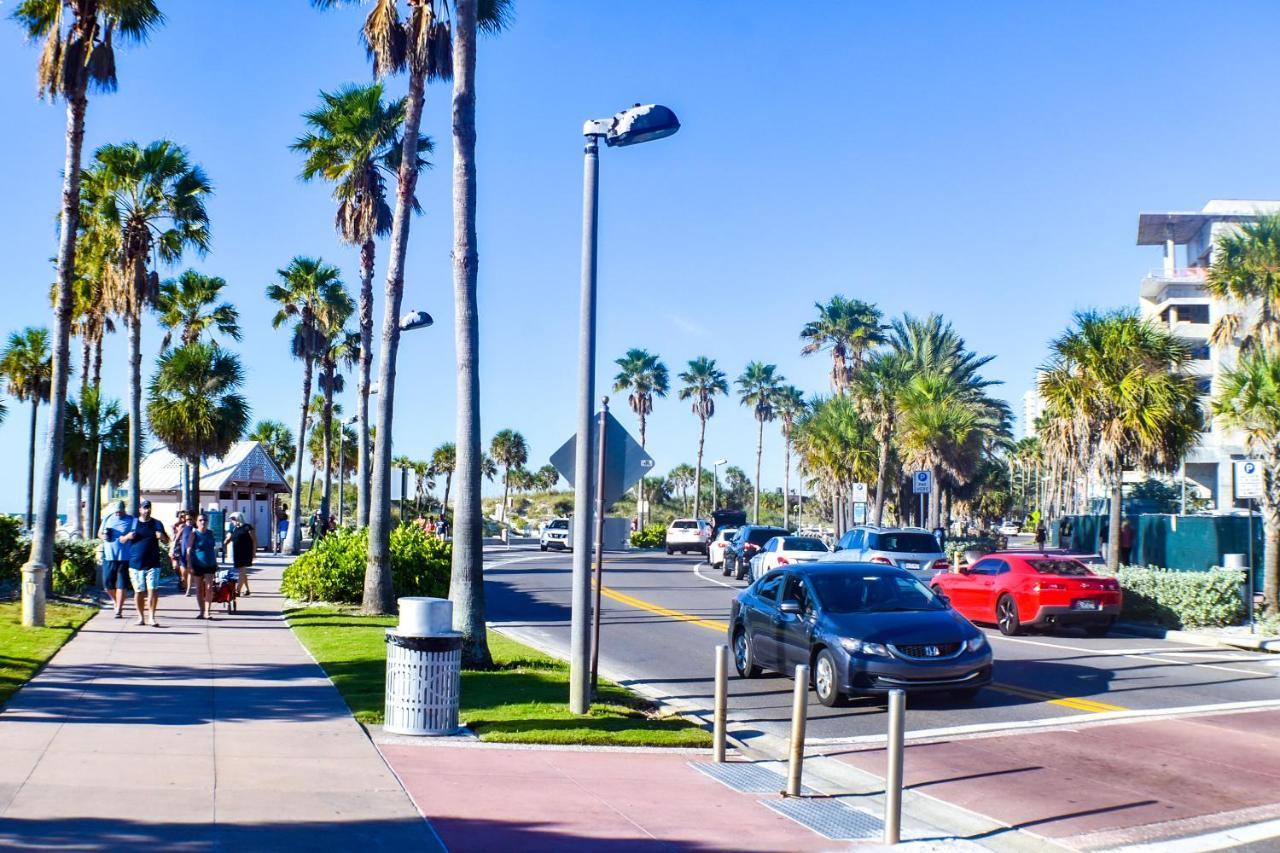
3 1 1280 513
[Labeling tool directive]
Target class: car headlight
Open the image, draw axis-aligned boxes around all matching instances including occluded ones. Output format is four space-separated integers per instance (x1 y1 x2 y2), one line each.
966 635 987 653
839 638 890 657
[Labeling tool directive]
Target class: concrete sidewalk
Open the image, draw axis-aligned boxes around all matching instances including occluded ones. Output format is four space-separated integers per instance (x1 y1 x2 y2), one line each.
0 555 439 851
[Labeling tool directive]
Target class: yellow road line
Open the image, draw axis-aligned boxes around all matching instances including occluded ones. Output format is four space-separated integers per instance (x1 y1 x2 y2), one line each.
597 583 1127 713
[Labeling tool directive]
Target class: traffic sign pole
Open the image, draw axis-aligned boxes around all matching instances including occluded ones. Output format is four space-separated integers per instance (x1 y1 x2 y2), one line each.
1248 497 1255 633
591 399 609 695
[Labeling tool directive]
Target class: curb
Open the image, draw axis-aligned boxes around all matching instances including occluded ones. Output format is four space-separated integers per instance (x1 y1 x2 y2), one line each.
1116 621 1280 653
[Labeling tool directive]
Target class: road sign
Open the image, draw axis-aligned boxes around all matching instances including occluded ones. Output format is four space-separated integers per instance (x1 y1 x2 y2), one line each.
1235 460 1264 500
550 411 654 505
851 482 868 503
912 470 932 495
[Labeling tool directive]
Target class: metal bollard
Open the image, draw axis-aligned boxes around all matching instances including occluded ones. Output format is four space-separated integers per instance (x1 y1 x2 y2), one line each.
883 688 906 844
713 644 729 763
786 664 809 796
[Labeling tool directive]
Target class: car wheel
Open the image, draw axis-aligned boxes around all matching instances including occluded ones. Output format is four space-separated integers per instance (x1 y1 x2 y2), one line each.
997 594 1022 636
733 627 761 678
666 547 673 555
722 556 733 577
951 687 981 703
813 649 846 708
540 544 547 552
1084 620 1113 638
734 559 747 581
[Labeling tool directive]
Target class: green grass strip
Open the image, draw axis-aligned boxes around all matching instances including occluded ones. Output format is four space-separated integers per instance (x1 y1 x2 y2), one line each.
0 602 97 708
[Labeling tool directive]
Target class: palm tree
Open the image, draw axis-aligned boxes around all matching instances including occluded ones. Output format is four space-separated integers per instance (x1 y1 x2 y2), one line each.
147 342 249 516
792 395 877 533
736 362 784 523
852 352 906 526
154 270 240 350
668 463 697 513
1 328 53 529
87 140 212 517
533 464 560 492
1205 214 1280 353
62 386 128 537
249 420 296 475
800 296 886 395
1040 310 1202 572
266 257 348 554
318 328 358 531
614 348 669 525
489 429 527 541
293 81 430 528
1214 348 1280 615
774 385 807 529
431 442 456 513
678 356 727 519
12 0 163 625
480 452 498 483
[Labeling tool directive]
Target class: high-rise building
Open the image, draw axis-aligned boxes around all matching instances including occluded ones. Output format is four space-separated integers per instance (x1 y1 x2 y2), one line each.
1021 385 1045 440
1136 199 1278 508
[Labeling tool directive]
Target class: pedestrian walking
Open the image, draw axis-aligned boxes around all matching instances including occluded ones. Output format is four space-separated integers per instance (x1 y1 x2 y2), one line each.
1034 521 1047 551
119 500 169 627
275 504 288 554
187 512 220 620
171 511 193 595
224 511 257 597
98 500 134 619
1119 519 1135 565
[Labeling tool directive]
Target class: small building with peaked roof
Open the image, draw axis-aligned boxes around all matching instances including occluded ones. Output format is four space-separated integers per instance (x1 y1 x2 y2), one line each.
138 441 289 541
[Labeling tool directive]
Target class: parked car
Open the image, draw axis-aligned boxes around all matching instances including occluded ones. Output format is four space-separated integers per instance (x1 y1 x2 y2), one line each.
747 535 829 581
665 518 711 555
998 521 1021 536
539 518 570 552
729 562 992 707
707 527 739 570
723 525 791 580
830 526 949 581
931 552 1122 636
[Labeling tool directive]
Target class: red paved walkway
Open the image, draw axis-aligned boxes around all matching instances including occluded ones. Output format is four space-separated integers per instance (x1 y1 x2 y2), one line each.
380 742 833 852
829 708 1280 848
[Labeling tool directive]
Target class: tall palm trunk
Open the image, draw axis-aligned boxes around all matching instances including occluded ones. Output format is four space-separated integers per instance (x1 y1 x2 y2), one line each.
636 412 647 527
91 334 103 390
25 93 86 626
446 0 492 665
188 455 201 518
365 66 426 615
1262 501 1278 616
782 439 791 528
74 338 90 536
692 412 706 519
25 400 39 531
928 465 941 530
307 469 316 511
753 417 764 523
356 238 374 527
1106 471 1123 573
442 471 453 515
320 359 335 530
127 315 142 515
284 355 314 555
872 421 891 526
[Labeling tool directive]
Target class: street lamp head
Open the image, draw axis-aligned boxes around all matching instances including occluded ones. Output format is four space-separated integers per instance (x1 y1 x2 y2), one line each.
399 310 434 332
713 458 728 466
585 104 680 148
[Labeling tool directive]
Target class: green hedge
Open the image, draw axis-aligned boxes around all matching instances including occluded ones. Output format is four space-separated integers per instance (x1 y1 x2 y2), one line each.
281 525 450 604
0 518 101 596
1099 565 1247 629
630 523 666 549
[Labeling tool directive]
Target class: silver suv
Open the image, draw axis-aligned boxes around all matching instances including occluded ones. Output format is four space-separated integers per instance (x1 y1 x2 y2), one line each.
665 518 710 555
539 518 570 551
829 525 949 581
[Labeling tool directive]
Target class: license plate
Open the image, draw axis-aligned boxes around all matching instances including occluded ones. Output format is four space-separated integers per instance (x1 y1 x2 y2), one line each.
902 562 920 569
1073 599 1099 611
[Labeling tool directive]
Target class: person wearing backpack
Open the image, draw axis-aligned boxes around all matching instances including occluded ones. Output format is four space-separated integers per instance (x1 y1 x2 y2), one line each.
224 512 257 597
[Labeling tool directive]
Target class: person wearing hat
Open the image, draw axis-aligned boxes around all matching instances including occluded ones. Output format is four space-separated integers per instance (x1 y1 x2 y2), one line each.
224 511 257 596
99 500 135 618
119 500 169 627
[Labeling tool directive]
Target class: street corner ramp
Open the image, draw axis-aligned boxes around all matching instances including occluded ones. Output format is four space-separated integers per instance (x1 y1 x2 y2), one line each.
691 760 815 795
762 797 885 841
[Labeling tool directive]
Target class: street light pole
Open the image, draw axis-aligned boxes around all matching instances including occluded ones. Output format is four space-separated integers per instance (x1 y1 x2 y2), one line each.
712 458 727 514
569 104 680 715
338 416 356 527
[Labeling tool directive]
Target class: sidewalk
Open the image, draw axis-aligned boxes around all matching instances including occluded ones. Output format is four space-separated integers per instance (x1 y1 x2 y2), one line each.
0 555 438 851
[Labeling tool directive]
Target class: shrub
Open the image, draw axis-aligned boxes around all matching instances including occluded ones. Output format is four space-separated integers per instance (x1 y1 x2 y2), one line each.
629 523 666 549
945 536 1002 565
0 516 22 589
1098 565 1247 629
282 525 450 604
52 539 101 595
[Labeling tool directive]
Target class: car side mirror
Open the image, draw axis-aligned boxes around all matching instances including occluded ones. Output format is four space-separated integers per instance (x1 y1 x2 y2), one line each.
935 593 952 607
957 566 970 575
779 600 802 615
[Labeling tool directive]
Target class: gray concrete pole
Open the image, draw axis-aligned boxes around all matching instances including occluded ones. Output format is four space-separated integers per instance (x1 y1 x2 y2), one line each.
786 664 809 796
884 688 906 844
570 135 601 715
713 644 728 762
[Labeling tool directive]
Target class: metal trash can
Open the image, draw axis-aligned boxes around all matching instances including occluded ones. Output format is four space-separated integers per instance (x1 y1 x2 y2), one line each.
384 597 462 736
1221 554 1251 611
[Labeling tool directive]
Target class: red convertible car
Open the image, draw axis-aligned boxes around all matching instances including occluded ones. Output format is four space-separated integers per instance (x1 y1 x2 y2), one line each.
932 553 1122 637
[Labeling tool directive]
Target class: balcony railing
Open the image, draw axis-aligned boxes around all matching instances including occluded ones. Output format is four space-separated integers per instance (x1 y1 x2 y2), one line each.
1145 267 1207 282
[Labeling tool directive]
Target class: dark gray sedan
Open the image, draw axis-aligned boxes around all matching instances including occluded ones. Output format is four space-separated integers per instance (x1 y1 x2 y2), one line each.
728 562 992 707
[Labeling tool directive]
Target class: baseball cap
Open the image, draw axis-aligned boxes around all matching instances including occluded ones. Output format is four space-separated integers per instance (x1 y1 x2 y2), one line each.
113 500 126 512
140 499 152 509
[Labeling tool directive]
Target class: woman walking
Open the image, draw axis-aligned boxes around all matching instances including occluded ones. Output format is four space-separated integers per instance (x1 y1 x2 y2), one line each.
171 511 192 595
187 512 220 620
224 512 257 597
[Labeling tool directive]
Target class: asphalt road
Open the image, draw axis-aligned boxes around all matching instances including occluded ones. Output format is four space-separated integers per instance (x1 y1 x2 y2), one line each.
484 547 1280 749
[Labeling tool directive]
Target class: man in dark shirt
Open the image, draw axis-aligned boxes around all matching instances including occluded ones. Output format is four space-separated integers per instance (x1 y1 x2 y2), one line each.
120 500 169 627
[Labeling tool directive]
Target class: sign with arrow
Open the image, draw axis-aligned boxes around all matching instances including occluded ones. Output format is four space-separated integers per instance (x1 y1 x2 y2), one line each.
550 411 654 505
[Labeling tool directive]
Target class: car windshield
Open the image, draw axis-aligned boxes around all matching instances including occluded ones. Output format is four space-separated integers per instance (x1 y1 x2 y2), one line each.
547 520 568 530
1026 559 1093 576
672 521 698 529
808 572 946 613
718 529 737 540
747 529 788 546
783 537 827 552
871 532 941 554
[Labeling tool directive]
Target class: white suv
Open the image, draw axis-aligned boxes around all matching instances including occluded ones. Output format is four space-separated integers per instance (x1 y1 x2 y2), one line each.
540 518 571 551
665 519 710 555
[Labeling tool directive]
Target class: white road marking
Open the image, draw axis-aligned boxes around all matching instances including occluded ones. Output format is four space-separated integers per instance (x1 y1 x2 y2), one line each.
692 560 741 590
1102 816 1280 852
986 632 1275 678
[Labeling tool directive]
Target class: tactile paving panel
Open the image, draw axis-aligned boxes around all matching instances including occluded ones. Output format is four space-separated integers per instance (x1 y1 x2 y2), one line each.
690 761 813 795
762 797 884 840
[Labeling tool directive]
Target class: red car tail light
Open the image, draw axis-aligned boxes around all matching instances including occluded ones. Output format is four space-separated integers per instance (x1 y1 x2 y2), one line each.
776 557 790 565
869 556 893 565
934 559 950 570
1036 582 1068 591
